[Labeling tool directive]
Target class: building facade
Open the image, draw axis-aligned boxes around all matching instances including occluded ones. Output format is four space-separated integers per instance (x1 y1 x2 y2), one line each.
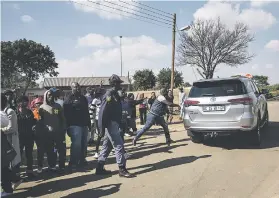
43 76 131 95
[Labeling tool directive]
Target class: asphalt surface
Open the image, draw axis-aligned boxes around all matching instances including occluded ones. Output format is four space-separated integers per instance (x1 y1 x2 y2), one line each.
12 102 279 198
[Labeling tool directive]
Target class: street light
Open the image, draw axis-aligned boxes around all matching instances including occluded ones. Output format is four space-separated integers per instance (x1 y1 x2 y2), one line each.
179 25 191 31
170 18 192 91
119 36 123 77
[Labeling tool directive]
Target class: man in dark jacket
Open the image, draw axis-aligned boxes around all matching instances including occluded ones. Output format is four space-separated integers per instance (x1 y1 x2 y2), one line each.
96 74 133 178
64 82 91 170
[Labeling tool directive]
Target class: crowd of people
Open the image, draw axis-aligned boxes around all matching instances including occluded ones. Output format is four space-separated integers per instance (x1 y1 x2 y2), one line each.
1 74 186 196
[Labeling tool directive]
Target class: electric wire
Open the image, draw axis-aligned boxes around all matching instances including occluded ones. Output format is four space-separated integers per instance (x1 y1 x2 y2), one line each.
104 0 173 23
87 0 173 26
119 0 173 20
70 0 171 29
131 0 173 17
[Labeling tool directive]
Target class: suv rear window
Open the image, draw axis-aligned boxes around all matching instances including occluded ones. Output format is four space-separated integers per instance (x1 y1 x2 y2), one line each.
189 80 246 97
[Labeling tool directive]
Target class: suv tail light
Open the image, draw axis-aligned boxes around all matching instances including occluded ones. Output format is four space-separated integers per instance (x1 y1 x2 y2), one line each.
184 100 200 107
227 97 253 105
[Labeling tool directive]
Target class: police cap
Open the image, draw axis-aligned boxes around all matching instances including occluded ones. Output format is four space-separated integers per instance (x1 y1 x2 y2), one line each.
109 74 124 85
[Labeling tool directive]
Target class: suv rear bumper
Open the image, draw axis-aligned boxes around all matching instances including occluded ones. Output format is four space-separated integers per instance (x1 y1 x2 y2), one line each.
183 118 257 135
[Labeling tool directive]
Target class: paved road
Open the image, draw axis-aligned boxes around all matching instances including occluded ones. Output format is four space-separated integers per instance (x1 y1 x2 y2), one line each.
12 102 279 198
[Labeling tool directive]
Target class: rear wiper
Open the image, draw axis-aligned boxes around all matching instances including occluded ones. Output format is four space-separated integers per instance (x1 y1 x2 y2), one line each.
202 94 215 96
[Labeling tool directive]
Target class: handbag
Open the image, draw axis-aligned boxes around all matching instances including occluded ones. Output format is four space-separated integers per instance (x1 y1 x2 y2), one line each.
1 132 17 167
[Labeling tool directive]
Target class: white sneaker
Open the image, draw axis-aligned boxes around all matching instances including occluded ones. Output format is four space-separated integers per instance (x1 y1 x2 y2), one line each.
37 167 43 174
94 153 99 159
12 179 22 190
124 153 132 159
1 192 13 197
125 133 131 137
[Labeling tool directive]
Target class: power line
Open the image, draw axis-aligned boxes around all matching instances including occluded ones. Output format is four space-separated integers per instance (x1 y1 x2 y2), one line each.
87 0 173 26
71 1 171 29
105 0 173 23
119 0 173 21
131 0 173 17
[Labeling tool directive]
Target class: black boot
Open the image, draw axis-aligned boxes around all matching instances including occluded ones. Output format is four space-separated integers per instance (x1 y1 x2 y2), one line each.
95 162 112 175
166 136 172 146
132 138 137 146
119 166 134 178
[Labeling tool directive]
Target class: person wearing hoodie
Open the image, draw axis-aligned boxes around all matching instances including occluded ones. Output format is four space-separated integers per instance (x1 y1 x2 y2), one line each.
39 89 66 173
16 96 37 178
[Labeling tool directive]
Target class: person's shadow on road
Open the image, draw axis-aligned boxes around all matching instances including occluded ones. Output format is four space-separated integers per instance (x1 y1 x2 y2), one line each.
60 183 121 198
129 155 212 175
11 172 113 198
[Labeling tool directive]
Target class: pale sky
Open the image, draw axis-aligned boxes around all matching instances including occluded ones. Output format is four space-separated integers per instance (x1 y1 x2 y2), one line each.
2 0 279 84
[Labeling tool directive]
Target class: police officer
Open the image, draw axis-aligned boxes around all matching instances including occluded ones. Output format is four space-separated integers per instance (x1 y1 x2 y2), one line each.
96 74 133 178
133 87 180 147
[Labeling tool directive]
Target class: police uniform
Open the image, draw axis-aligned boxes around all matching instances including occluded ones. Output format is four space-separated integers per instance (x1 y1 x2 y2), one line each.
96 74 133 178
98 88 126 167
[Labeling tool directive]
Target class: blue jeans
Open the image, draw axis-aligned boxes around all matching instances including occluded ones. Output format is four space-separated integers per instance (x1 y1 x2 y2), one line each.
98 121 126 167
68 126 88 166
135 113 170 141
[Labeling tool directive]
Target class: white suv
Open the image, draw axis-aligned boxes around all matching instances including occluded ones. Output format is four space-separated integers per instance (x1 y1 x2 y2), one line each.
183 77 269 145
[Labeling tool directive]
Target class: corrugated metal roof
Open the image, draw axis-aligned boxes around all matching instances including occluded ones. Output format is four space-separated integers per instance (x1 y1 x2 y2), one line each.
43 76 130 87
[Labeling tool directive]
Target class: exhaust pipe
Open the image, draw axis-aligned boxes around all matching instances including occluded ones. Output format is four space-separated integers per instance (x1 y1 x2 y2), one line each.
209 132 218 138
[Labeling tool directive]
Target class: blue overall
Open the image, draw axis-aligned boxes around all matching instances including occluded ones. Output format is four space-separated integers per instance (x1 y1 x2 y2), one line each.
135 95 170 141
98 89 126 167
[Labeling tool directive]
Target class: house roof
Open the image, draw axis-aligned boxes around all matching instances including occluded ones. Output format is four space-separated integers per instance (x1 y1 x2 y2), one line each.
43 76 130 87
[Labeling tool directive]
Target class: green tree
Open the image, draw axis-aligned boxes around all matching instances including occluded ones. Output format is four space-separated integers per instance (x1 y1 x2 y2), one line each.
133 69 156 90
1 39 59 94
184 82 192 87
253 75 269 87
157 68 184 88
177 18 254 79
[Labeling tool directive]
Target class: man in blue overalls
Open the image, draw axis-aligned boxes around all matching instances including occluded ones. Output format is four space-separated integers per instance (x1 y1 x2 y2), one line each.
133 87 180 146
96 74 133 178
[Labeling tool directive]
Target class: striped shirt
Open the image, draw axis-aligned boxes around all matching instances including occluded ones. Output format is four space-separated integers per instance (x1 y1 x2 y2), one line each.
89 98 101 124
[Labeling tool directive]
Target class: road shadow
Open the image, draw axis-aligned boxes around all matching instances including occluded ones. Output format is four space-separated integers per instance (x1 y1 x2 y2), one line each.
129 155 211 175
129 143 188 160
11 171 113 198
61 183 121 198
204 122 279 150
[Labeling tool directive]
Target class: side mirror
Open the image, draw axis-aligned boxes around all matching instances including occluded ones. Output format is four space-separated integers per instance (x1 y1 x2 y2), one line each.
261 89 268 94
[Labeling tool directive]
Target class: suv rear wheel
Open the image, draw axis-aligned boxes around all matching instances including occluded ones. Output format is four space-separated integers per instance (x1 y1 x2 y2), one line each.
250 116 261 146
190 131 204 143
263 109 269 129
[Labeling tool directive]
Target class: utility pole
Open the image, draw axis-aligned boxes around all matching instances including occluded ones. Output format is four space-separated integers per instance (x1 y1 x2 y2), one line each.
119 36 123 77
170 13 176 91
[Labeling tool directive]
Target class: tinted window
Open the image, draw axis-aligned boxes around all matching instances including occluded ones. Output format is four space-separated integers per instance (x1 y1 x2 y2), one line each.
251 81 259 94
244 80 254 93
189 80 246 98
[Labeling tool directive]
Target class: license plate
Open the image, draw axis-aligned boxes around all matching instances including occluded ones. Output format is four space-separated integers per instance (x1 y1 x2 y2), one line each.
202 106 225 112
